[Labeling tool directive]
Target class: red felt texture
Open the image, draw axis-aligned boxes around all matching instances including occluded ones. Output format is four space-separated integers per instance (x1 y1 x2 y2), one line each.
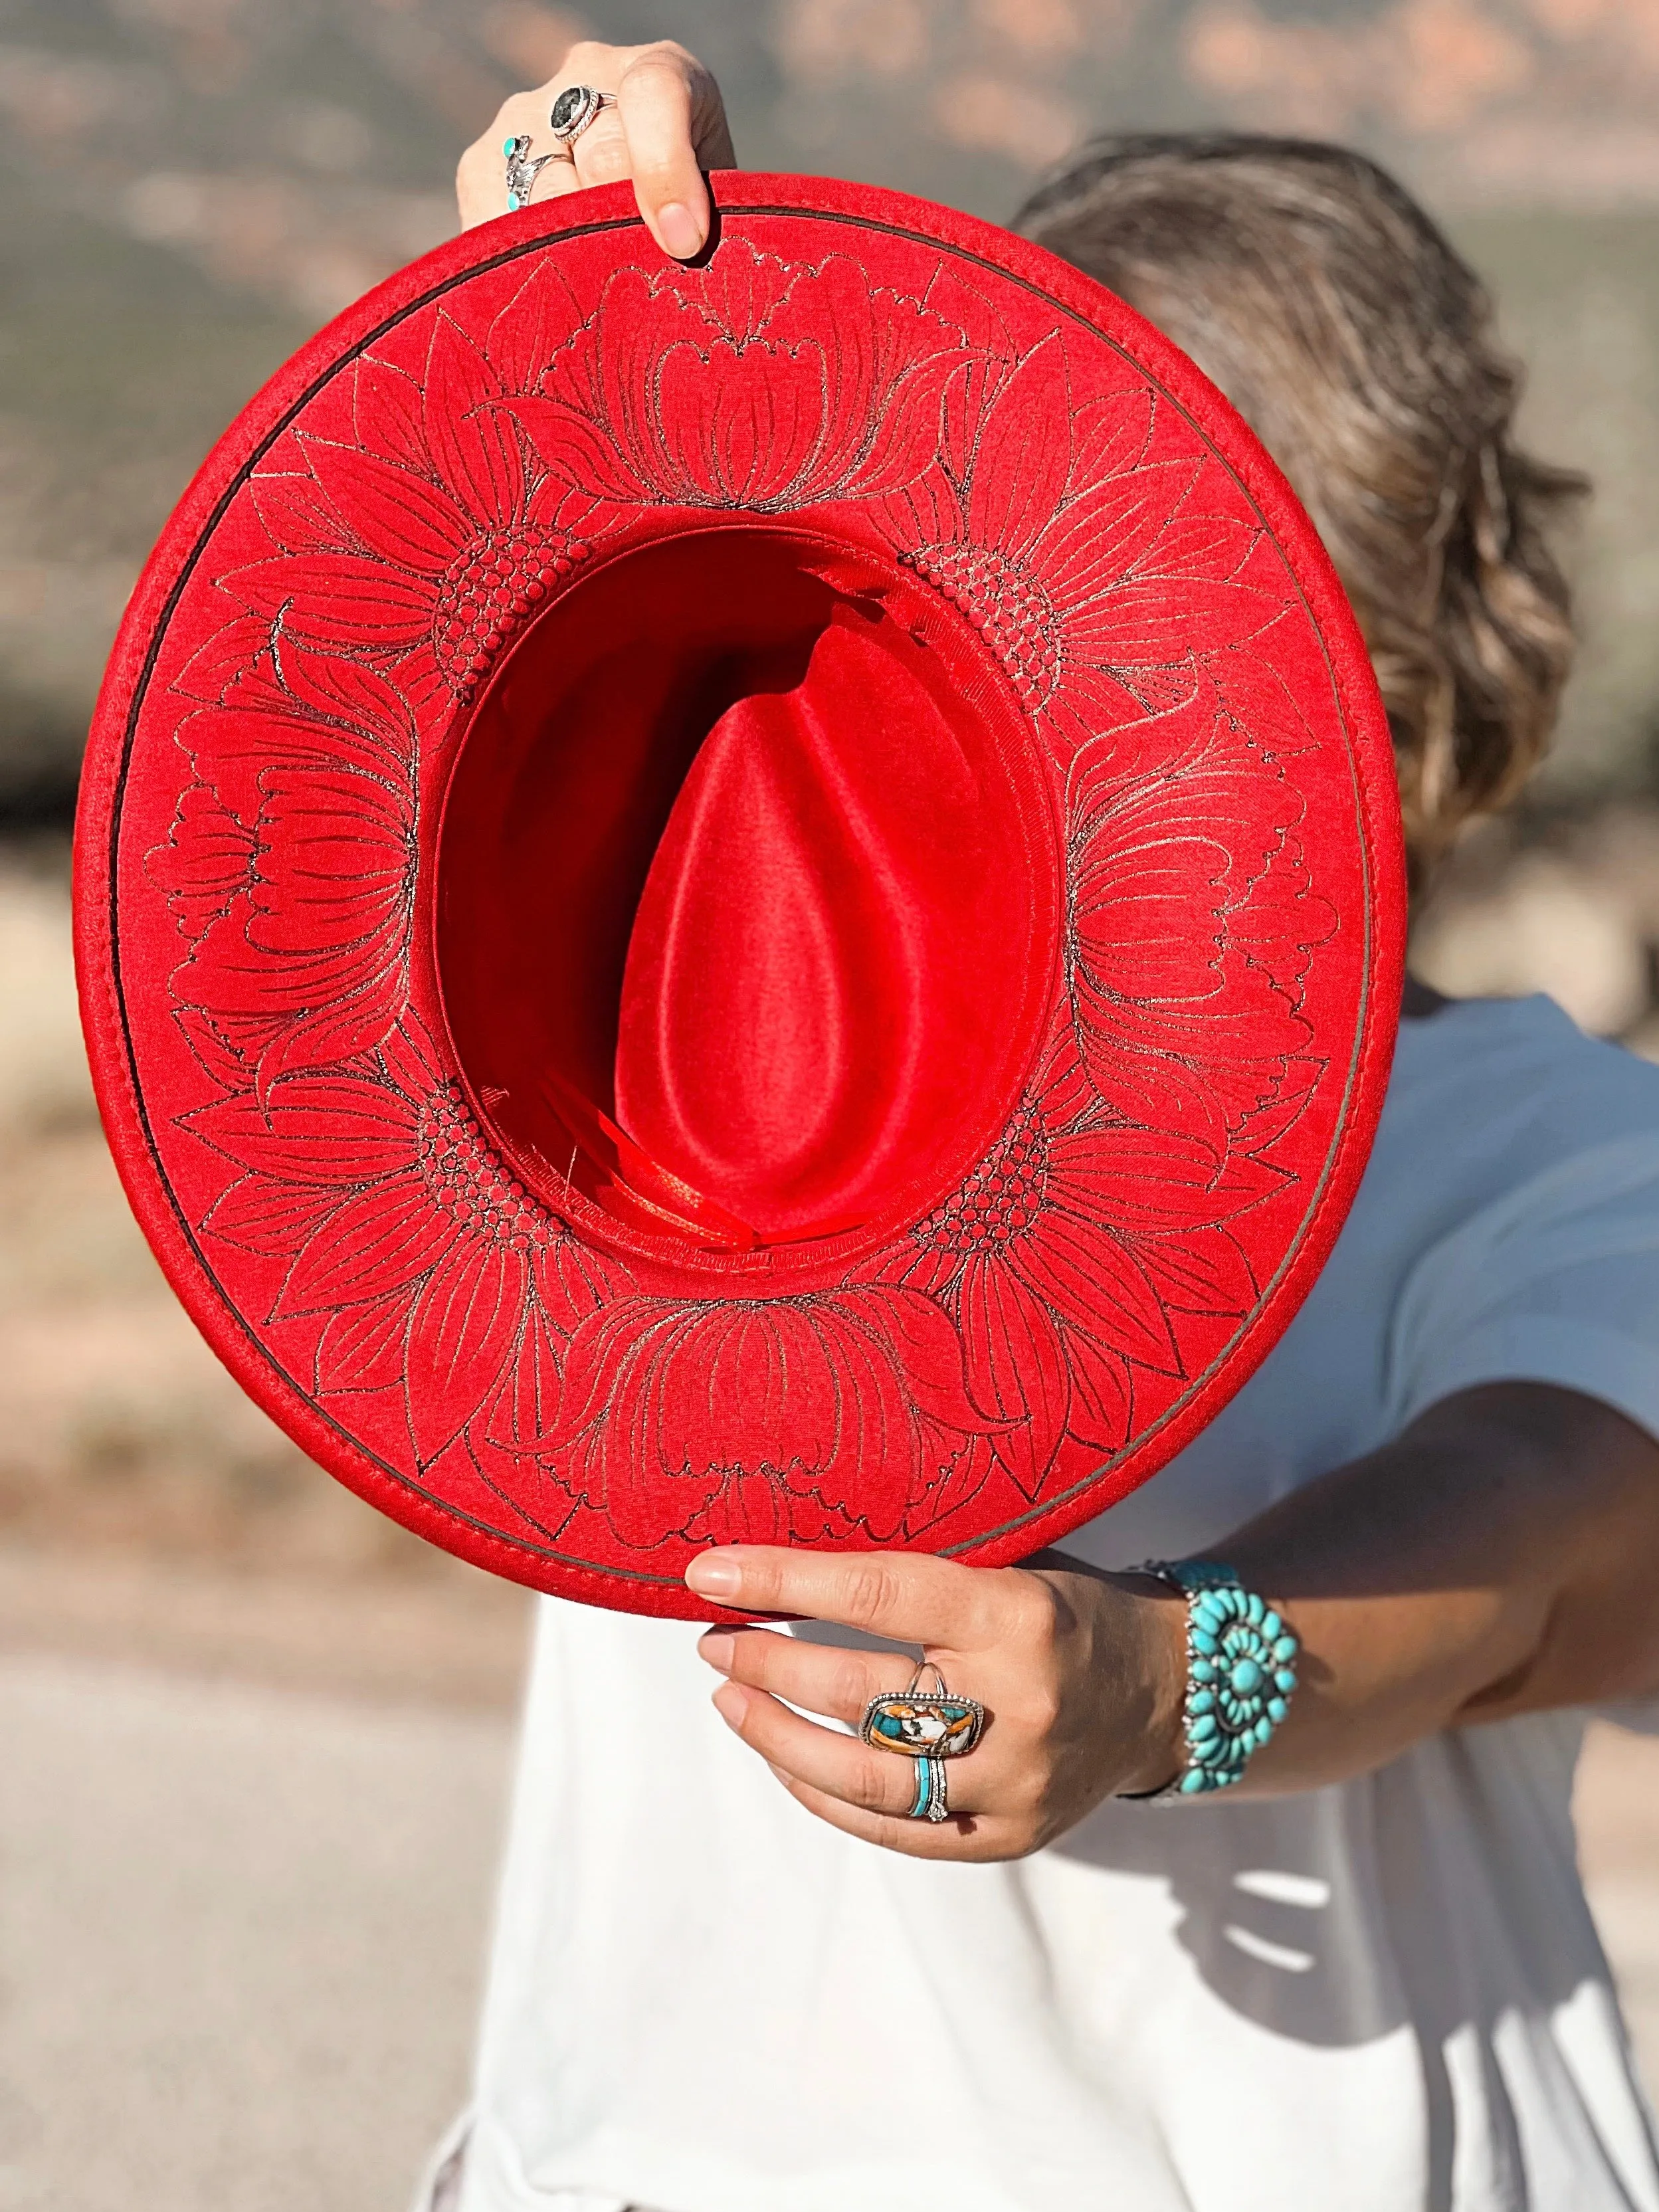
74 172 1406 1616
613 587 1016 1242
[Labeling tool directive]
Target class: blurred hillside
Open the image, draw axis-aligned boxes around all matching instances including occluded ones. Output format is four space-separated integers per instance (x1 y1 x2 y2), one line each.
1 0 1658 817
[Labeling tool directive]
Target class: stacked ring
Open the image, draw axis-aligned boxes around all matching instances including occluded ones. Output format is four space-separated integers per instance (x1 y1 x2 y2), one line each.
910 1759 949 1823
502 134 561 211
860 1661 983 1821
549 84 617 147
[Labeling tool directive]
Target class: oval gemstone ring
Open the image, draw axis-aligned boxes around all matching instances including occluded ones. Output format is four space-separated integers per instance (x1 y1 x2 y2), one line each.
860 1660 985 1760
549 84 617 146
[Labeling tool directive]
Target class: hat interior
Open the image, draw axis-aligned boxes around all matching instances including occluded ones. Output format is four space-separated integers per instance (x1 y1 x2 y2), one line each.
435 528 1053 1257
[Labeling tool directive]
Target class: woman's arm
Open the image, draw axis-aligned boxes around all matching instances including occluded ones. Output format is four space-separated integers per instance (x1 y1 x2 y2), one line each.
688 1381 1659 1860
1199 1381 1659 1787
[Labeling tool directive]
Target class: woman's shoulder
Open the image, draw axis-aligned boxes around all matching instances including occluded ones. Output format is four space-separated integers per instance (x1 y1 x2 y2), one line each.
1394 991 1659 1152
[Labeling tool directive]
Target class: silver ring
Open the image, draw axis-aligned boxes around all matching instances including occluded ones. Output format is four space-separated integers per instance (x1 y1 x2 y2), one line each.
910 1758 949 1823
860 1659 985 1760
502 134 564 211
549 84 617 146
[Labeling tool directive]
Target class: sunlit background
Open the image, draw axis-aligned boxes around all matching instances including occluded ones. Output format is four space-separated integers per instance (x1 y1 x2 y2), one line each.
3 5 1659 2207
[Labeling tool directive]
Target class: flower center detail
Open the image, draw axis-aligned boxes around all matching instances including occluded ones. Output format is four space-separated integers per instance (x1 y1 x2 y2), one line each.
922 1100 1050 1255
431 526 589 697
417 1082 562 1251
902 542 1062 708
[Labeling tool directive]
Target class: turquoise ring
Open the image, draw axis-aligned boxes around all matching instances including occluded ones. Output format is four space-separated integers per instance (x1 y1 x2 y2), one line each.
909 1757 949 1823
861 1660 985 1761
502 132 566 211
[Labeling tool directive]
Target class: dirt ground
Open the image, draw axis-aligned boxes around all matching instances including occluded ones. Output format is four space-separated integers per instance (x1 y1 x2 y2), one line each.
0 1625 519 2212
2 840 1658 2209
2 1561 1655 2212
0 840 533 2209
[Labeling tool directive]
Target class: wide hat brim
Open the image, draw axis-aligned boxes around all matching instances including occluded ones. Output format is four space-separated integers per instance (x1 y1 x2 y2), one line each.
76 173 1405 1619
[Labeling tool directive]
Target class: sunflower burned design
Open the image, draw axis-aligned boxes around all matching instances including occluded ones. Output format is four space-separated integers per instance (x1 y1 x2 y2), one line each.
223 310 599 714
1062 674 1335 1156
519 1287 1008 1552
502 238 975 514
880 1029 1293 1510
183 1015 628 1476
146 643 421 1095
880 333 1277 753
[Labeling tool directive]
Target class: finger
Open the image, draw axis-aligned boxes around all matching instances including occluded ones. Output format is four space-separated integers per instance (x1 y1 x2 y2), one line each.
531 150 583 203
686 1545 1020 1650
698 1625 910 1726
615 49 713 258
456 95 579 227
565 99 631 192
712 1680 926 1820
541 47 633 193
773 1770 1005 1861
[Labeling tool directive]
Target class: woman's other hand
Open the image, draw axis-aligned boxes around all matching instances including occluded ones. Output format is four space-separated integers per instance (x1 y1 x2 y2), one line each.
684 1387 1659 1861
456 39 735 258
687 1547 1187 1861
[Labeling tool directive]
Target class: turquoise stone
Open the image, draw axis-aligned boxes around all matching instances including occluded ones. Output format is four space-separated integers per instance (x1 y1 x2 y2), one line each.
1161 1565 1302 1793
864 1692 983 1757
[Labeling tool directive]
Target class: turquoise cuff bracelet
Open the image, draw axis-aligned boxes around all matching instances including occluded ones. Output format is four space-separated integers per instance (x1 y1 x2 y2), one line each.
1129 1559 1300 1798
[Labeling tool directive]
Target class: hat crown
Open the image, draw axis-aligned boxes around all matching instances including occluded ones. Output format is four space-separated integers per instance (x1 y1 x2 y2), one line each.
438 525 1054 1257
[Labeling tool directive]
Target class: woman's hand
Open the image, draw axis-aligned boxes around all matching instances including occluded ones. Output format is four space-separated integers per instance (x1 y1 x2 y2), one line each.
687 1547 1186 1860
456 39 735 258
686 1385 1659 1857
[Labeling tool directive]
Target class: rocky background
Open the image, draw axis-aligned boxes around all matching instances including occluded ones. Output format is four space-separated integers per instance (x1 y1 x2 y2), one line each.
3 9 1659 2207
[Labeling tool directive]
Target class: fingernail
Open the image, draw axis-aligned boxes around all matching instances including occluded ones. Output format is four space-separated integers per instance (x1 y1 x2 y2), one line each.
686 1550 740 1597
698 1631 735 1673
656 200 704 259
712 1681 747 1730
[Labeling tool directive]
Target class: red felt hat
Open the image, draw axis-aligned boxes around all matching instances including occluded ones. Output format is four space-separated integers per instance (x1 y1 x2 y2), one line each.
75 172 1405 1617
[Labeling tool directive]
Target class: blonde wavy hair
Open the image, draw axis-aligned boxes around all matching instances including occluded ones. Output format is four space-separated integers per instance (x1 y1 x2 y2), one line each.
1016 135 1587 885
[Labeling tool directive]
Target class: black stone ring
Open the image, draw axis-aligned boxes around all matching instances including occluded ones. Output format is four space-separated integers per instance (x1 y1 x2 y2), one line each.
549 84 618 147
